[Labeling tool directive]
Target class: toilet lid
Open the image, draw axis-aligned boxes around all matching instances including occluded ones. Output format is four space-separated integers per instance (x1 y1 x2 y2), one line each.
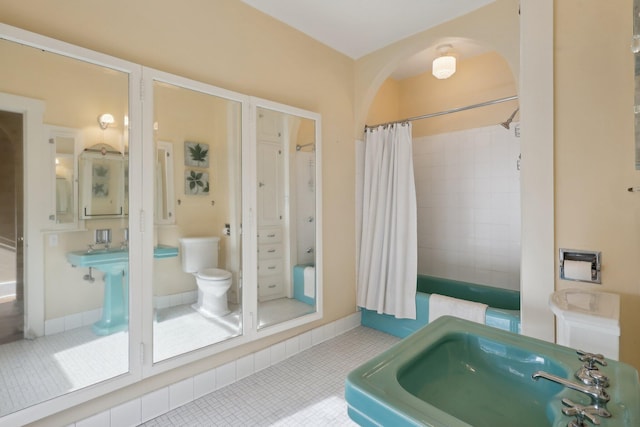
197 268 232 280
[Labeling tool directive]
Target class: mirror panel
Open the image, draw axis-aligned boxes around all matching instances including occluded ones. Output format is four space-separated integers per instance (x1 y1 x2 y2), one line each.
256 107 318 329
0 37 130 416
79 144 127 218
152 80 243 362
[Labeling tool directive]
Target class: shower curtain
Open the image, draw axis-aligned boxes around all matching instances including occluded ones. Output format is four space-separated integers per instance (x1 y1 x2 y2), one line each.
356 122 417 319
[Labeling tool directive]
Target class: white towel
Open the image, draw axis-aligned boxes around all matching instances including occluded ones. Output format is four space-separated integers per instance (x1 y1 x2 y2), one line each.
428 293 488 324
303 266 315 298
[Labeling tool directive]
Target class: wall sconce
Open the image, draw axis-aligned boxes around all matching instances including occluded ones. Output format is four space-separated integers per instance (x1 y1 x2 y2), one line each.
98 113 115 130
432 44 456 80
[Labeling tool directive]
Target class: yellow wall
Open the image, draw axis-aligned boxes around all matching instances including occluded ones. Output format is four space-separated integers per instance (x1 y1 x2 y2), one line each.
555 0 640 366
367 51 518 137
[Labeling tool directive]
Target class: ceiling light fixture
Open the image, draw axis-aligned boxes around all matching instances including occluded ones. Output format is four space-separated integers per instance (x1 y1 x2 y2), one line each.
432 44 456 80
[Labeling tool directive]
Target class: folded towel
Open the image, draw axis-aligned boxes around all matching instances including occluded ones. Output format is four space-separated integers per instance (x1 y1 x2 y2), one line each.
428 293 488 324
303 266 315 298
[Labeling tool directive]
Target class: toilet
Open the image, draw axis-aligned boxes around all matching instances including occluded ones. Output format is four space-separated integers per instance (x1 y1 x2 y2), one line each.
179 236 232 317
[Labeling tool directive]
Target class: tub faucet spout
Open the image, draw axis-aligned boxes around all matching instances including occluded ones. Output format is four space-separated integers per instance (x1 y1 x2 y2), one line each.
532 371 610 410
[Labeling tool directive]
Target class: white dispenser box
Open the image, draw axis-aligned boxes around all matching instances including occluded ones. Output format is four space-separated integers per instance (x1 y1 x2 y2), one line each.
549 288 620 360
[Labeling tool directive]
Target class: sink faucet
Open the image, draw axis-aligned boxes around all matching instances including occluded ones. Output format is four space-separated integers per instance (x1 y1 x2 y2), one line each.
532 371 610 410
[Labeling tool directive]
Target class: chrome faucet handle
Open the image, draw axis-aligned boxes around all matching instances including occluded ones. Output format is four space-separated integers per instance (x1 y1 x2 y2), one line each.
586 369 610 389
562 398 611 426
577 350 607 369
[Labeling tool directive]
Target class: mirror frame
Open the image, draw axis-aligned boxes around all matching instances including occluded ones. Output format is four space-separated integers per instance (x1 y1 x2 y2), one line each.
250 98 323 340
0 23 143 426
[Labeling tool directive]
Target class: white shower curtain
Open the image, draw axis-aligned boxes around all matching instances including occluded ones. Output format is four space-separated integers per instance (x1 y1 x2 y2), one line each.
356 122 417 319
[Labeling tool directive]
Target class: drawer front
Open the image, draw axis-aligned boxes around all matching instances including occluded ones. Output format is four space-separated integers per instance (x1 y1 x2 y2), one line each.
258 243 283 259
259 275 284 297
258 227 282 244
258 259 283 276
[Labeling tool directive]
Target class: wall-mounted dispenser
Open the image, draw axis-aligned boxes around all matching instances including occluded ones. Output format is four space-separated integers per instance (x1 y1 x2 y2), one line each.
559 249 601 284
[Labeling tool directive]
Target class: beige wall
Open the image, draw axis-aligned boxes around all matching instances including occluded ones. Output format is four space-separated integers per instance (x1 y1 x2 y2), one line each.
367 51 518 137
555 0 640 367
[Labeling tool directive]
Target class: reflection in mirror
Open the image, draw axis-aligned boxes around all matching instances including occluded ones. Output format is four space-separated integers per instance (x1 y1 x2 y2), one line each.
0 37 130 415
256 107 317 329
48 126 79 226
79 144 128 218
152 80 242 362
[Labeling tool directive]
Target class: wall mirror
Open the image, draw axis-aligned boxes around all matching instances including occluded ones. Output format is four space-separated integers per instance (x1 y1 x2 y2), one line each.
255 105 321 330
0 35 132 417
79 144 128 218
150 77 244 363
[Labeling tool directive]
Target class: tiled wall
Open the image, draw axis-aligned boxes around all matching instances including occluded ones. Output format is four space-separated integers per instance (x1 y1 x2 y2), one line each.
413 124 521 291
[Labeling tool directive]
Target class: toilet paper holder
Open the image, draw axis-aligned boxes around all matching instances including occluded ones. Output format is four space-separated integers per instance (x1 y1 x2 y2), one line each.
559 249 601 284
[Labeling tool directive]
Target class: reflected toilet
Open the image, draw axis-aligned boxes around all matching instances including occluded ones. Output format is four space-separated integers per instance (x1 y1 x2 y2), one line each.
179 236 232 317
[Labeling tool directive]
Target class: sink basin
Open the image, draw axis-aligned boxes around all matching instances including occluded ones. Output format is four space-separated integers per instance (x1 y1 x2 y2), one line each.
66 244 178 335
67 247 128 269
346 316 640 426
67 244 179 268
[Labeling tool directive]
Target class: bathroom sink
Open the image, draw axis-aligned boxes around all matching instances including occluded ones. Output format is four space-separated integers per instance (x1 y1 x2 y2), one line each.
67 244 179 268
67 247 129 269
66 245 178 335
346 316 640 427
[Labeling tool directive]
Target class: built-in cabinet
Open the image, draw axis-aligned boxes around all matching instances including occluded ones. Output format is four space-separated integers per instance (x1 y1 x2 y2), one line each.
257 108 288 301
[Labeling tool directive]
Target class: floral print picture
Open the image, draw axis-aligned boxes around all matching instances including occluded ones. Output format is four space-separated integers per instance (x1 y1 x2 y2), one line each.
184 141 209 168
185 170 210 195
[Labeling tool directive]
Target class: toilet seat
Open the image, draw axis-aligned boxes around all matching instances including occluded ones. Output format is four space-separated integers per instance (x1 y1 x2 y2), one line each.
197 268 232 281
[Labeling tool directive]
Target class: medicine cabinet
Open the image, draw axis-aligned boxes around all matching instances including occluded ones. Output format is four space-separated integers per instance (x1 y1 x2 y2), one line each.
47 125 80 228
79 144 128 218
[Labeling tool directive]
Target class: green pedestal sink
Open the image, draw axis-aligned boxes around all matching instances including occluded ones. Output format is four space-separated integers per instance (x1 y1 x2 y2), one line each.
346 316 640 427
67 245 178 335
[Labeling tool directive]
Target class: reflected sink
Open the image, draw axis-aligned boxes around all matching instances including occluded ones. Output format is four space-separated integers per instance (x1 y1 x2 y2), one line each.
66 244 178 335
67 247 128 269
346 316 640 427
67 244 179 269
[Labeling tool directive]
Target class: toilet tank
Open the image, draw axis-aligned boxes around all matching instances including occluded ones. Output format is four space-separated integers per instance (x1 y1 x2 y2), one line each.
179 236 220 273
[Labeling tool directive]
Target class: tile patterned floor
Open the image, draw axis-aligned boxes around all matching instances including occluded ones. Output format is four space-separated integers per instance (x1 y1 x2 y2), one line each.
141 326 400 427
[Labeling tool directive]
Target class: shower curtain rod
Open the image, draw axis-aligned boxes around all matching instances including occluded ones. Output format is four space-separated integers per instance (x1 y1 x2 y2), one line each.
364 95 518 130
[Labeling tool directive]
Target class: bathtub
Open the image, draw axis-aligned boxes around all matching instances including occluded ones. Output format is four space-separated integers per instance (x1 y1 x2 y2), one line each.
360 275 521 336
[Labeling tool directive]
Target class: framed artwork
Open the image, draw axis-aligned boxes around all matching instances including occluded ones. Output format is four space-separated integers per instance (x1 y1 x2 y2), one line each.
185 169 210 195
184 141 209 168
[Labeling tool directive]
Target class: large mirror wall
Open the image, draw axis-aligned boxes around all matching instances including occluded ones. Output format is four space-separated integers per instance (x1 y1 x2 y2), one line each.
256 107 318 329
0 25 322 421
0 36 131 416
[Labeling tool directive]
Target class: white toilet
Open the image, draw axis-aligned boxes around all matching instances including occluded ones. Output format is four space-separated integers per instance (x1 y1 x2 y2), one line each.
179 236 232 317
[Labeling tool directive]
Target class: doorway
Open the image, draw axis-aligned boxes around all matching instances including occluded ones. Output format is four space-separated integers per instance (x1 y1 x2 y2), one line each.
0 110 24 344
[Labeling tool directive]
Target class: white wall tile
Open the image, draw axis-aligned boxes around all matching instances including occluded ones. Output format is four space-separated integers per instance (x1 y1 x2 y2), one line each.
285 336 299 358
169 378 193 410
270 341 287 365
253 347 271 372
141 387 169 423
110 398 141 427
193 368 216 399
414 125 520 289
236 353 255 380
216 361 236 389
76 410 109 427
